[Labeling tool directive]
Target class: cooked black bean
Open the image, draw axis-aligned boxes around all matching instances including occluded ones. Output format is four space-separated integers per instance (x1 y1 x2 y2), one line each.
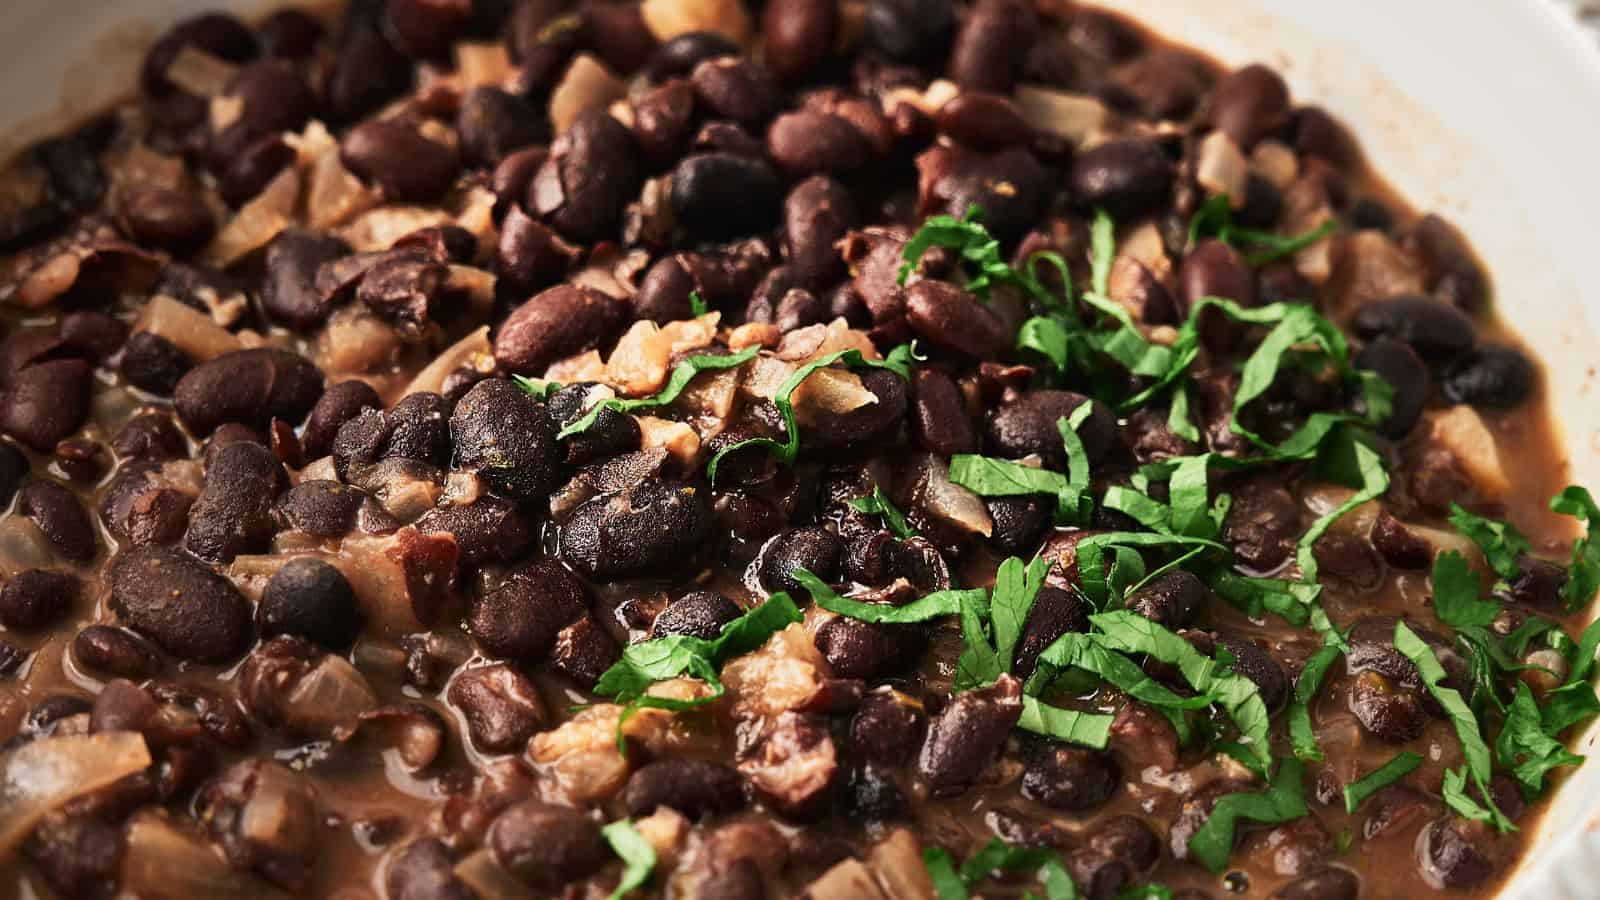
815 616 927 679
209 61 318 167
529 111 642 243
385 839 474 900
646 31 740 82
449 378 563 503
850 688 927 765
545 382 643 464
1022 742 1118 811
258 8 323 57
987 496 1052 556
184 442 287 563
71 625 163 680
140 13 258 96
259 557 363 650
1440 344 1536 409
262 229 350 332
1501 555 1568 610
759 527 844 594
1089 815 1161 871
110 546 254 662
1418 818 1498 889
174 348 324 434
493 284 626 374
918 674 1023 796
1207 64 1291 148
1223 476 1301 571
458 87 547 166
414 497 535 568
560 478 711 580
489 801 607 890
1070 139 1174 221
762 0 837 81
948 0 1035 92
918 144 1052 245
447 663 548 754
199 759 320 890
340 119 461 203
1215 632 1289 712
1180 239 1256 311
624 759 746 818
17 480 97 562
469 559 590 660
1354 336 1430 438
670 152 783 240
119 188 215 253
119 332 192 396
690 57 780 129
652 590 742 640
806 368 910 451
0 569 77 631
1350 295 1477 362
910 368 978 456
1406 214 1490 314
0 359 92 452
549 615 621 688
905 279 1011 358
767 112 868 175
1011 587 1091 679
986 390 1121 467
301 380 381 460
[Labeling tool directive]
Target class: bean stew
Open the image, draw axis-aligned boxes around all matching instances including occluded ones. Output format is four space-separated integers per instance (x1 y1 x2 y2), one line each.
0 1 1596 898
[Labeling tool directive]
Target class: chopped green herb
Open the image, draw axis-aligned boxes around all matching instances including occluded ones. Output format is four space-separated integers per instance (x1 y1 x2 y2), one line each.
1441 766 1516 832
925 839 1080 900
899 206 1052 305
1296 433 1390 583
1188 193 1340 265
1072 532 1228 610
1552 486 1600 611
1017 696 1115 749
687 290 708 317
1018 315 1072 371
1089 208 1116 301
1025 631 1215 743
1497 681 1584 796
1448 504 1530 582
991 556 1054 673
1117 886 1175 900
706 345 914 482
1504 617 1559 658
511 374 563 400
848 485 917 538
1186 758 1308 873
556 345 760 439
953 586 1007 692
1431 550 1498 630
1288 637 1344 762
601 820 657 900
1394 622 1494 787
1343 752 1423 813
790 567 986 624
924 848 968 900
1207 568 1318 629
948 455 1086 524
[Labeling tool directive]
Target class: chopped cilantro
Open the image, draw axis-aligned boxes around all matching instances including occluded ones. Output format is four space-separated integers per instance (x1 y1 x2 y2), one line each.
1552 486 1600 611
1188 193 1340 265
1430 550 1498 630
510 374 563 400
924 839 1079 900
1186 758 1308 873
601 820 656 900
1441 766 1516 832
687 290 708 317
1288 636 1344 762
1448 504 1530 582
1342 752 1423 813
1496 682 1584 796
790 567 985 624
555 345 760 439
847 485 917 538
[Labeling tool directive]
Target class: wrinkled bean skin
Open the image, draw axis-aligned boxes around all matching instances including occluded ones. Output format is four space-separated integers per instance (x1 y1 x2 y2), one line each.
623 759 746 818
1270 867 1360 900
561 479 712 580
72 625 163 680
1021 742 1118 811
0 569 78 631
469 559 590 660
815 616 927 679
918 674 1023 796
987 390 1121 467
530 111 642 243
1441 345 1535 409
987 496 1051 555
121 332 192 395
1223 476 1301 572
302 380 381 460
1126 570 1206 629
851 688 927 765
415 497 536 567
447 663 548 754
110 546 254 663
488 801 608 890
184 442 288 563
449 378 563 503
763 0 838 82
1011 587 1090 679
1214 632 1289 712
545 382 642 465
493 285 625 375
386 839 474 900
1351 295 1477 362
759 527 843 594
174 349 324 434
1207 64 1291 148
652 590 741 640
259 557 364 649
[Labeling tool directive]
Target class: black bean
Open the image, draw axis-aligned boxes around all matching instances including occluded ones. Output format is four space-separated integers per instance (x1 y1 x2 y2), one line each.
986 390 1120 467
0 569 78 631
670 152 783 241
865 0 955 62
491 145 548 212
385 839 474 900
805 368 909 451
1207 64 1291 148
1069 139 1174 221
469 558 590 660
1405 214 1489 314
174 348 324 434
111 413 185 462
1011 587 1091 679
1222 476 1301 572
987 496 1051 556
768 112 868 178
414 497 535 568
447 663 548 754
1354 336 1430 438
1066 848 1132 900
1126 570 1207 629
496 207 578 295
98 463 196 547
1500 555 1567 610
385 0 477 58
1440 344 1535 409
458 87 547 165
302 380 381 459
545 382 642 465
120 332 192 396
646 31 739 82
262 229 350 332
560 479 712 580
72 625 163 680
1089 815 1161 871
274 480 373 539
488 801 607 890
1271 867 1359 900
905 279 1012 358
493 284 626 374
1022 742 1118 811
691 57 781 129
341 119 461 203
119 188 215 253
815 616 927 679
209 61 318 167
851 688 926 766
184 442 288 563
1180 239 1255 311
220 135 296 207
1350 295 1477 362
948 0 1035 92
549 615 621 688
651 590 741 640
0 359 92 451
1418 818 1498 890
110 546 254 663
197 759 320 891
259 557 364 650
917 144 1051 245
912 368 978 456
450 378 564 503
917 674 1023 796
259 9 325 58
759 527 843 594
326 26 413 124
624 759 746 819
382 392 452 466
529 111 642 243
836 763 908 822
18 480 98 562
783 176 854 289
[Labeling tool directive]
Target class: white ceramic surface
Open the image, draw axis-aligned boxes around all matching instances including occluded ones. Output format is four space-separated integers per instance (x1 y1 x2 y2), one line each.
5 0 1600 896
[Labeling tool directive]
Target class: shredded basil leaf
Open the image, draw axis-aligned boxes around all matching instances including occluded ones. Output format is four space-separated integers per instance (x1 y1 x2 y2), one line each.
899 206 1052 304
991 556 1054 673
1296 434 1390 583
1026 631 1214 744
1448 504 1531 582
1393 622 1493 784
925 839 1080 900
1552 485 1600 611
706 345 913 482
602 820 657 900
687 290 708 317
790 567 986 624
848 485 917 538
1342 752 1423 813
1117 887 1175 900
1288 637 1344 762
1186 758 1308 873
954 589 1007 692
556 345 760 439
1189 193 1339 265
924 848 968 900
1441 766 1516 832
1017 696 1114 749
1431 550 1498 630
511 375 563 400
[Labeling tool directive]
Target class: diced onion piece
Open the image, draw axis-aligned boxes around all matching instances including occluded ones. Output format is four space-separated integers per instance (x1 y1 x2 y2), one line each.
1013 85 1108 146
135 295 244 361
454 849 527 900
0 515 56 576
303 134 380 230
1119 222 1170 279
744 356 797 401
635 808 690 868
0 732 152 855
1300 484 1380 536
637 415 701 466
679 366 742 422
608 321 673 396
455 42 513 88
807 858 890 900
122 815 286 900
869 829 937 900
913 453 993 537
727 321 780 349
402 325 492 397
550 54 626 135
164 45 238 97
338 206 454 253
1280 174 1337 285
793 367 876 422
545 349 608 383
1328 231 1425 319
776 317 877 363
282 654 380 737
1428 406 1511 498
1195 130 1249 207
881 79 959 117
205 167 300 267
314 307 403 376
453 186 499 256
640 0 752 45
1251 140 1299 190
661 312 720 354
11 251 83 309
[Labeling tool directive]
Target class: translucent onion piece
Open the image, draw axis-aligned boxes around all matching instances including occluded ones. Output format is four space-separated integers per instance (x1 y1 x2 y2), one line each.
135 294 244 361
453 849 528 900
0 731 151 855
122 815 287 900
402 325 492 397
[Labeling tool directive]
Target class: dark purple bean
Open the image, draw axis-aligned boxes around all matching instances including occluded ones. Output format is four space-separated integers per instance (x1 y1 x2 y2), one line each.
623 759 745 818
469 559 590 660
110 545 254 663
120 332 192 396
936 92 1032 151
1089 815 1161 871
491 145 547 212
544 382 643 464
784 176 854 288
652 591 741 640
767 111 868 175
917 674 1023 796
496 207 578 295
905 279 1010 358
528 110 642 242
414 497 536 568
1222 476 1301 572
947 0 1035 93
493 284 626 374
1011 587 1090 679
489 801 607 890
141 13 258 96
197 759 320 891
1350 295 1477 362
1207 64 1291 148
458 87 547 165
837 763 908 822
262 229 350 332
119 188 214 253
220 135 296 207
670 152 782 240
987 496 1051 555
386 0 476 58
865 0 954 62
174 348 324 434
0 359 92 451
450 378 564 503
327 28 414 124
1125 569 1206 629
17 480 96 562
341 119 461 203
72 624 163 680
447 662 548 753
1440 345 1536 409
1021 742 1118 811
209 62 318 167
986 390 1120 467
274 480 385 539
1069 139 1173 221
550 616 620 688
184 441 287 563
762 0 837 81
645 31 739 81
302 380 381 460
560 479 711 580
815 616 926 679
1215 632 1289 712
259 557 364 650
912 368 978 456
1405 214 1489 314
0 569 78 631
1501 556 1568 611
690 57 780 129
1354 336 1430 438
759 527 843 594
916 144 1051 245
1418 818 1499 890
1066 848 1131 900
1180 239 1255 310
850 688 926 766
386 839 473 900
258 9 324 58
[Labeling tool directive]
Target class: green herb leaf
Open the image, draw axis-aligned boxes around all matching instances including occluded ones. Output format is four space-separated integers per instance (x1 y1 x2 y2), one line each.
948 455 1086 524
1552 486 1600 611
1089 208 1115 301
1431 551 1498 630
557 345 760 439
848 485 918 538
924 848 968 900
1017 696 1114 750
1394 621 1492 783
1441 766 1517 832
1189 193 1339 265
1448 504 1531 582
1025 631 1215 744
899 206 1051 304
602 820 657 900
1018 315 1072 371
1342 752 1423 813
926 839 1080 900
706 346 912 482
1288 638 1343 761
1207 569 1317 629
1072 533 1228 610
594 593 803 701
511 374 563 400
1186 758 1309 874
1091 610 1271 771
954 591 1006 692
790 567 986 624
688 290 708 317
991 556 1054 673
1497 681 1584 796
1296 434 1390 583
1504 617 1558 658
1117 886 1175 900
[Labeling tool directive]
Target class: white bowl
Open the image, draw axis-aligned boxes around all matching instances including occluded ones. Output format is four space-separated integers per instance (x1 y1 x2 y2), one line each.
4 0 1599 896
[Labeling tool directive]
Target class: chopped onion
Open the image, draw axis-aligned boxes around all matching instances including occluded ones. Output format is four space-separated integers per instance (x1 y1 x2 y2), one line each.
1428 406 1511 498
637 415 701 466
1195 130 1249 207
869 829 937 900
135 294 244 361
544 349 608 383
911 454 993 537
807 858 889 900
1251 140 1299 190
608 320 673 396
164 45 238 97
454 849 527 900
640 0 752 44
337 206 455 253
1013 85 1108 146
550 54 626 134
0 732 151 856
792 368 876 422
455 42 513 88
122 815 286 900
402 325 492 397
205 167 300 267
282 654 380 738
